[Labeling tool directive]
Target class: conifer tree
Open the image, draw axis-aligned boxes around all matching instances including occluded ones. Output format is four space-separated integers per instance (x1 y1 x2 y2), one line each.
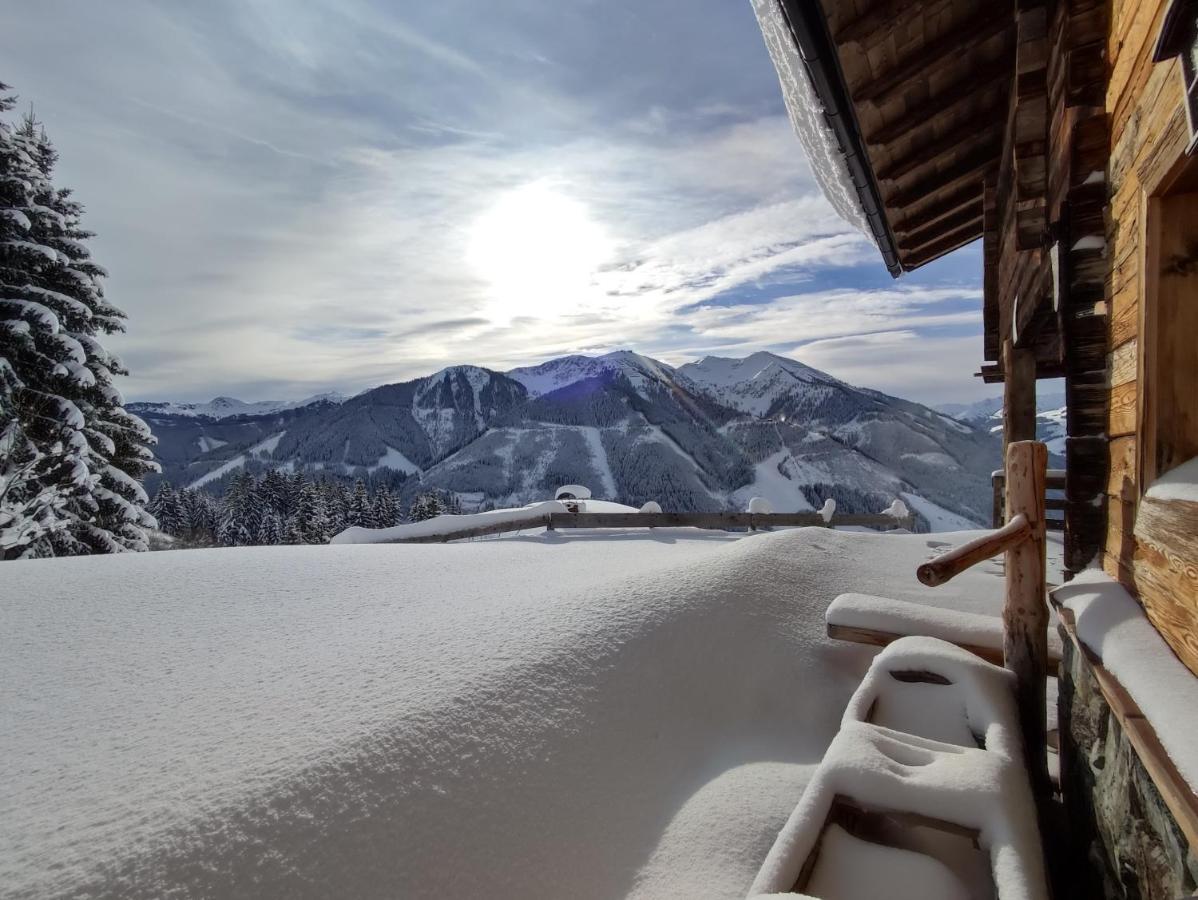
373 485 399 528
147 481 185 536
257 509 283 546
217 470 259 546
348 478 376 528
0 87 157 558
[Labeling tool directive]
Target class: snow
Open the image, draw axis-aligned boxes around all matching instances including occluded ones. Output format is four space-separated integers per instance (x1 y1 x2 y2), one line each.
186 454 247 490
901 492 982 532
333 500 569 544
883 497 910 521
1070 235 1105 252
827 593 1063 662
555 483 593 500
818 498 836 523
196 435 228 453
640 501 663 513
676 352 838 417
731 449 817 513
507 351 674 398
1 528 1020 899
1144 454 1198 502
751 638 1047 900
575 499 639 513
1053 569 1198 793
748 496 774 514
751 0 877 245
367 445 421 475
902 451 959 468
131 393 345 420
578 426 618 499
803 825 972 900
250 431 285 457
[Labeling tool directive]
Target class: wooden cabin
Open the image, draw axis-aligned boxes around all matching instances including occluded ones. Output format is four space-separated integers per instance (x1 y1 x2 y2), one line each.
753 0 1198 895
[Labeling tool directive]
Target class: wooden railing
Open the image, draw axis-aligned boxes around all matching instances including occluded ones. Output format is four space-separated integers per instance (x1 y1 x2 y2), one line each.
992 468 1065 531
388 508 915 544
922 441 1051 796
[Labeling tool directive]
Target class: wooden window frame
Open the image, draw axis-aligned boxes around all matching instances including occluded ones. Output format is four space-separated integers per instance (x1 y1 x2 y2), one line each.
1154 0 1198 155
1136 147 1198 494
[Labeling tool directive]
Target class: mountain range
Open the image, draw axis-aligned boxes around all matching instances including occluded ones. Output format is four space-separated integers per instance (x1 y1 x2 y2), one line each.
130 350 1011 530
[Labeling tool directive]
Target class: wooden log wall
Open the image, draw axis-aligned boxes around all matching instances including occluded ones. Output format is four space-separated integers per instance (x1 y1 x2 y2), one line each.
1097 0 1198 677
1045 0 1111 576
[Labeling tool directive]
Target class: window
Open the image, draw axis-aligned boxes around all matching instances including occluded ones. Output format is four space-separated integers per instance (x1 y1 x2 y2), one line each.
1139 156 1198 490
1154 0 1198 154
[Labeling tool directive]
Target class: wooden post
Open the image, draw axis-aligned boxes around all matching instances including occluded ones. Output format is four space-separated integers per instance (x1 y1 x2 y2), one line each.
1003 440 1049 795
992 472 1005 527
1002 338 1037 448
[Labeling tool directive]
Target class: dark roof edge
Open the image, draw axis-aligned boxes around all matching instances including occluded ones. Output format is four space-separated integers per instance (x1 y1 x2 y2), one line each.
776 0 905 278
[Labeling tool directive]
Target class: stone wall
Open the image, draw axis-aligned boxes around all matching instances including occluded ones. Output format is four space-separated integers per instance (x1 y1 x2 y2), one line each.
1058 632 1198 899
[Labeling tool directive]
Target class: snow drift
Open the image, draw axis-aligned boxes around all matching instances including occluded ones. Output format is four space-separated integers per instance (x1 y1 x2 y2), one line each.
1 528 1012 899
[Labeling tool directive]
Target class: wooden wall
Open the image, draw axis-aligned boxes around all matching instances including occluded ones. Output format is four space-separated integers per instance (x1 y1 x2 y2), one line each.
1100 0 1198 676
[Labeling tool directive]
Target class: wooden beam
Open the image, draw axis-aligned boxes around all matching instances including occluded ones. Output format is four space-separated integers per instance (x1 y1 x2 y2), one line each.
886 144 998 211
899 203 984 255
877 119 1004 184
1003 339 1038 445
855 10 1012 106
917 514 1033 587
1003 440 1049 799
866 59 1012 148
892 182 984 238
833 0 912 45
902 219 983 268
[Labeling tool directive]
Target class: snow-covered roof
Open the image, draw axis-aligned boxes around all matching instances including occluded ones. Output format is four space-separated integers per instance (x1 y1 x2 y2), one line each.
751 0 900 275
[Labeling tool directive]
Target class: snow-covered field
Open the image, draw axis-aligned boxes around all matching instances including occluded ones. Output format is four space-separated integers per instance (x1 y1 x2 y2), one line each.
1 528 1017 899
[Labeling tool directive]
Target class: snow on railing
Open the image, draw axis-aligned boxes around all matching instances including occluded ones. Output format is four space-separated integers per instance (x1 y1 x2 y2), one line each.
331 497 915 545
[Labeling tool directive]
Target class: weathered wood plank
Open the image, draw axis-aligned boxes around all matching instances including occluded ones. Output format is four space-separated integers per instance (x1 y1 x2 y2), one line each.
1107 380 1137 437
1004 440 1050 797
828 622 1007 667
1107 435 1137 500
1133 496 1198 677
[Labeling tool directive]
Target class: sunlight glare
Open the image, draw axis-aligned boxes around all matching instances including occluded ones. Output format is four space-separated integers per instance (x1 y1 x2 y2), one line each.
467 181 613 321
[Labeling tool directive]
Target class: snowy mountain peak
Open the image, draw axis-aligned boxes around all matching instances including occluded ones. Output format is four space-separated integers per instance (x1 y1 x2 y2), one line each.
677 351 841 416
129 392 346 420
508 350 675 397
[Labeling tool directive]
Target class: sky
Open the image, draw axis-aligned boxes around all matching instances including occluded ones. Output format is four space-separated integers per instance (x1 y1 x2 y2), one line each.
3 0 994 406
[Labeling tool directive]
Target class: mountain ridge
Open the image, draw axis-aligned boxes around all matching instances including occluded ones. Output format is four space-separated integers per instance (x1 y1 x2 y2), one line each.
131 350 1006 530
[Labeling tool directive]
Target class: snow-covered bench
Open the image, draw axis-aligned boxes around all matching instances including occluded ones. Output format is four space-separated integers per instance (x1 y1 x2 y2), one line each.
825 593 1063 668
748 637 1048 900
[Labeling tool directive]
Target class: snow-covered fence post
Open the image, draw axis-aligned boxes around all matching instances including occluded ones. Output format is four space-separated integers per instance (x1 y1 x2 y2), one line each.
1003 440 1049 796
882 498 911 531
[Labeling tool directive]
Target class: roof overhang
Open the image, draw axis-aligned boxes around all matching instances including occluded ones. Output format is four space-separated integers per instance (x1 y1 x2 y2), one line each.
755 0 1014 277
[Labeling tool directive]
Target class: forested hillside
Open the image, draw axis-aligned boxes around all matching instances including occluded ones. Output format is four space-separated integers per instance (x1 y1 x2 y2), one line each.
132 350 1004 531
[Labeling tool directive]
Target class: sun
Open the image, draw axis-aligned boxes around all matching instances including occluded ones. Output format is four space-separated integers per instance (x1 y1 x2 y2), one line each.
467 181 613 321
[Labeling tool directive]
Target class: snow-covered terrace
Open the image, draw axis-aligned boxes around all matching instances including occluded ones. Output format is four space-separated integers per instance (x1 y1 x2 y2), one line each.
2 527 1029 899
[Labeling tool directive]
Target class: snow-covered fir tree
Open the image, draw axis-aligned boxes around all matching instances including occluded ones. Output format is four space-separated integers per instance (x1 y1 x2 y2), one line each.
408 492 445 522
0 88 157 559
373 485 400 528
217 470 259 547
147 481 185 536
347 478 376 529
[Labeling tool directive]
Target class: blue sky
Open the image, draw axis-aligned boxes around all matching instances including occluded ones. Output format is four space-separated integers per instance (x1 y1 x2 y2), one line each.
3 0 993 405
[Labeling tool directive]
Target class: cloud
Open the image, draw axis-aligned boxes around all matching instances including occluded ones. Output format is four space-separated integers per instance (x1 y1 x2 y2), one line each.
1 0 989 405
792 330 992 405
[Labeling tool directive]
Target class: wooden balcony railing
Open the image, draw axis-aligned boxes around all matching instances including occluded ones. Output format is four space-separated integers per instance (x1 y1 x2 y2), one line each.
992 467 1065 531
922 441 1051 796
